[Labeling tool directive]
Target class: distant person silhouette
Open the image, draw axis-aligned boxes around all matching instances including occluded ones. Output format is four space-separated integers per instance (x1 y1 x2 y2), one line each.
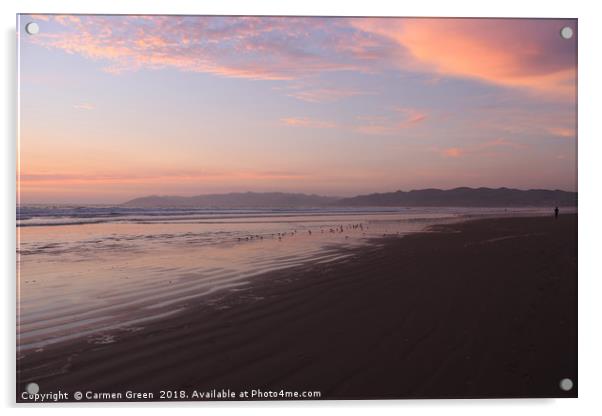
554 206 559 219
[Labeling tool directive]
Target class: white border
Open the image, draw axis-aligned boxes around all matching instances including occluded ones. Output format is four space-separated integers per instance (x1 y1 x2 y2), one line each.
2 1 601 415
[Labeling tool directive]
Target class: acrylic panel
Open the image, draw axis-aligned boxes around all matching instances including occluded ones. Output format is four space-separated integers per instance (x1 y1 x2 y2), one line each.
16 14 577 402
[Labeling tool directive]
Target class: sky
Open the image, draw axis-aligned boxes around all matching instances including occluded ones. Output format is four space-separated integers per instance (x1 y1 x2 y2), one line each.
17 15 577 204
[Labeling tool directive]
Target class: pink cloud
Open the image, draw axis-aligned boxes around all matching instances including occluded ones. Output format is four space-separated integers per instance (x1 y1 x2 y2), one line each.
280 117 337 129
54 15 81 26
280 108 426 134
29 15 383 82
354 108 427 135
392 107 427 124
73 103 95 110
352 18 576 99
469 106 576 140
27 14 50 22
483 138 527 150
438 138 527 158
547 127 575 138
19 169 309 185
443 147 463 158
286 87 365 103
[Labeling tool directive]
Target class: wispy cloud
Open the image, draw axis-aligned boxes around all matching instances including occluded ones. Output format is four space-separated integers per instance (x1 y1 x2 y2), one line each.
280 117 337 129
443 147 463 158
469 105 576 141
354 108 427 135
29 15 387 81
352 18 576 100
73 103 95 110
547 127 575 138
28 14 50 22
286 87 365 103
438 138 528 158
281 107 427 134
20 169 309 185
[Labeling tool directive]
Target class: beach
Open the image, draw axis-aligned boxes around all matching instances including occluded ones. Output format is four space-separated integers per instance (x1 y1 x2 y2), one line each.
17 214 577 400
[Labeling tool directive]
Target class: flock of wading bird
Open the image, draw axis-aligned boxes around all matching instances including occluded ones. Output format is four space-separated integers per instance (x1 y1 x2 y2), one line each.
234 222 404 243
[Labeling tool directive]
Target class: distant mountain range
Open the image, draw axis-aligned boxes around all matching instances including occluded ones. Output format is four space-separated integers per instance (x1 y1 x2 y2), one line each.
122 188 577 208
333 187 577 207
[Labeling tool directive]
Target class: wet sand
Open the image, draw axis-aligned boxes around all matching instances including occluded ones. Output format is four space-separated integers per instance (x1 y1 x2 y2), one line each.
17 215 577 401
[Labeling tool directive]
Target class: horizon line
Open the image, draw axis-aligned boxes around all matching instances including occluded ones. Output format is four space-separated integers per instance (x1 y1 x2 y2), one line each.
17 186 578 206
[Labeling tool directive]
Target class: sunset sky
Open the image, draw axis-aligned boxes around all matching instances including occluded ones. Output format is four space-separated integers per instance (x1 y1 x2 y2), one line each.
18 15 577 204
